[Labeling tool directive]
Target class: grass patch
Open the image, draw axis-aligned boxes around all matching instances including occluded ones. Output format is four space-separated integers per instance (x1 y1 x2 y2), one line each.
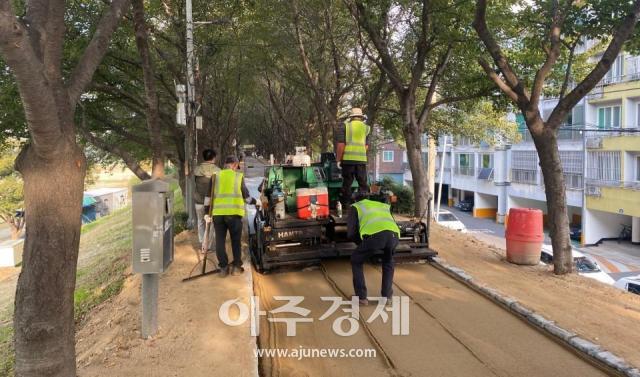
0 204 134 374
0 325 13 376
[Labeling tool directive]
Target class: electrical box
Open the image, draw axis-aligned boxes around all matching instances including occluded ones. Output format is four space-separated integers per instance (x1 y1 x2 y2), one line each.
132 179 174 274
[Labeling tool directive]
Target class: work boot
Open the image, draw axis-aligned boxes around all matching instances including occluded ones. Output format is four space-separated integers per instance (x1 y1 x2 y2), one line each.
231 266 245 276
218 266 229 278
358 298 369 306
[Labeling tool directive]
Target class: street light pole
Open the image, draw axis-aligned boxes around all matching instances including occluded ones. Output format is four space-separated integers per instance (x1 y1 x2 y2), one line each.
184 0 196 228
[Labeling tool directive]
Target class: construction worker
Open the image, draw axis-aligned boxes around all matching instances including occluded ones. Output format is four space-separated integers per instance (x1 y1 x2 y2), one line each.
194 149 220 250
347 193 400 306
336 107 370 207
204 155 258 277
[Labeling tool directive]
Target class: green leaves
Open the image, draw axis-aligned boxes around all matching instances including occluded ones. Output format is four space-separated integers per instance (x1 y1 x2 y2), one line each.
0 148 22 220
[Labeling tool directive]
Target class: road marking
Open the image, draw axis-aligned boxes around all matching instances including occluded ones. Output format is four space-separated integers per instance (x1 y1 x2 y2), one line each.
591 255 620 273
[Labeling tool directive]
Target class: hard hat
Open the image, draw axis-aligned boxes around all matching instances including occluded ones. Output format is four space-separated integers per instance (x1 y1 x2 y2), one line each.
349 108 364 118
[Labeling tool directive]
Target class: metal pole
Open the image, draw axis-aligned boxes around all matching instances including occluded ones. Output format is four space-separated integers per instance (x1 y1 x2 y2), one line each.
435 135 447 221
141 274 159 338
185 0 196 228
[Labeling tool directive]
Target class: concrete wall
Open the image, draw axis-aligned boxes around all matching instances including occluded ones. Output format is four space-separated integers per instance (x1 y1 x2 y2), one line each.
584 208 633 245
474 192 498 219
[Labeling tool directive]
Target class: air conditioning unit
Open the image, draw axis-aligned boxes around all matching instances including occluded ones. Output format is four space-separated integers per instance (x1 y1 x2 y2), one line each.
586 185 601 197
586 137 602 149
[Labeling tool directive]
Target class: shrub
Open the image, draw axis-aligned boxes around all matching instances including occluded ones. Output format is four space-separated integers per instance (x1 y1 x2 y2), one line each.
173 210 189 235
376 177 414 214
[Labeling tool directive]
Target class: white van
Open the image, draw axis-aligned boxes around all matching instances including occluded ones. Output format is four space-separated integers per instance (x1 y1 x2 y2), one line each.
540 245 615 285
614 275 640 295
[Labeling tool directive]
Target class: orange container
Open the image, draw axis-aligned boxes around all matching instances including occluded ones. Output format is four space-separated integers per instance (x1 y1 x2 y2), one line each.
296 187 329 219
505 208 544 265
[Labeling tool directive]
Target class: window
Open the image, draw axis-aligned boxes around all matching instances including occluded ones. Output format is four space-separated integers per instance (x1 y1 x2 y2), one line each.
587 151 621 184
481 153 493 168
560 151 584 190
455 153 474 176
382 150 394 162
598 106 621 129
438 213 457 222
637 103 640 127
628 283 640 295
627 55 640 80
604 55 623 83
511 151 538 184
572 105 585 127
636 155 640 182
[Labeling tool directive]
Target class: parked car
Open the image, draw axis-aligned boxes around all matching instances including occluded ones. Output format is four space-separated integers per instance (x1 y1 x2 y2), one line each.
455 200 473 212
436 210 467 232
614 275 640 295
540 246 615 285
569 224 581 241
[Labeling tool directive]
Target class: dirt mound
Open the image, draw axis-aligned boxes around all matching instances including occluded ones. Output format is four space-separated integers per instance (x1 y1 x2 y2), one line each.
431 224 640 367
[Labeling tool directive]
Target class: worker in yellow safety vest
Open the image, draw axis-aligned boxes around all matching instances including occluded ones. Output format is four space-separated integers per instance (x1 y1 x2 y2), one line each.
204 155 258 277
335 107 370 207
347 192 400 306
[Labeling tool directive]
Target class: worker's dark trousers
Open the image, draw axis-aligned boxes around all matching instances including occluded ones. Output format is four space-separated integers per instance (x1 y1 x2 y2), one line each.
213 215 243 268
341 163 368 205
351 230 398 300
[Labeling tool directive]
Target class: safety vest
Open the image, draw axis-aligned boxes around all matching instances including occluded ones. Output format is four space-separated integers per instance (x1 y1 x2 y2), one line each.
352 199 400 237
212 169 245 217
343 120 369 162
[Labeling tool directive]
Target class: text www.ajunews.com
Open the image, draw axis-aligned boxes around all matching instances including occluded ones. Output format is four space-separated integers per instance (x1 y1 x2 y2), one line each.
255 347 377 360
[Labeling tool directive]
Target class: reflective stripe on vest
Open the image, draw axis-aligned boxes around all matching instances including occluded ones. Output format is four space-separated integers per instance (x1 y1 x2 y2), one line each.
343 120 368 162
212 169 245 216
353 200 400 237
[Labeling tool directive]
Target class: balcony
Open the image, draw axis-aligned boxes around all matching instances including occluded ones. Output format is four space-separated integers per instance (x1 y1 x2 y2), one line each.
517 126 585 143
587 72 640 100
453 166 475 176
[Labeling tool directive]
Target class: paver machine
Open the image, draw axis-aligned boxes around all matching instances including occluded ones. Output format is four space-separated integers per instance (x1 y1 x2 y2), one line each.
248 149 436 272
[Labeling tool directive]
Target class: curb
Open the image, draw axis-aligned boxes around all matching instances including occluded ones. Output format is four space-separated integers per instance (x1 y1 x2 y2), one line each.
430 256 640 377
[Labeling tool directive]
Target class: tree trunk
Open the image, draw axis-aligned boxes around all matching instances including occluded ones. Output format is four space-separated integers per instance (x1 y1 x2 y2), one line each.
132 0 164 179
13 142 86 377
532 126 572 274
402 96 428 217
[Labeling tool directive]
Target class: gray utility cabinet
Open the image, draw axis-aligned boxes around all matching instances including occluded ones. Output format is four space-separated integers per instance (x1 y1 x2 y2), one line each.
132 179 174 274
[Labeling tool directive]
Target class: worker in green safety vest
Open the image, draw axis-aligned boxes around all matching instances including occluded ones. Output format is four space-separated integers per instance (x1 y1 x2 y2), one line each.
335 107 370 207
204 155 258 277
347 192 400 306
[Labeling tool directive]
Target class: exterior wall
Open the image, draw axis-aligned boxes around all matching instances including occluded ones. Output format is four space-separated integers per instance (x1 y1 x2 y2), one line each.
473 192 498 218
586 187 640 218
372 141 407 185
583 208 632 245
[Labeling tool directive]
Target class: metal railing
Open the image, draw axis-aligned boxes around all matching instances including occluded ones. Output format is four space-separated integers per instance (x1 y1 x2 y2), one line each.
518 126 588 142
587 73 640 99
453 166 475 176
511 169 538 185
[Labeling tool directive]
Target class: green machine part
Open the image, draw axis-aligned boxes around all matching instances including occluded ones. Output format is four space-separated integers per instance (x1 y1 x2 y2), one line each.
266 165 328 213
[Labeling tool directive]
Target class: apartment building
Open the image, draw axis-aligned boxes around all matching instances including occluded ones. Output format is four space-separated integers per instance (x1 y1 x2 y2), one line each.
369 140 407 184
435 49 640 246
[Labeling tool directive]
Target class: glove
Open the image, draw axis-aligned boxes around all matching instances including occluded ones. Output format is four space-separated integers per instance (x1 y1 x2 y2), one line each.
204 215 212 223
337 161 342 169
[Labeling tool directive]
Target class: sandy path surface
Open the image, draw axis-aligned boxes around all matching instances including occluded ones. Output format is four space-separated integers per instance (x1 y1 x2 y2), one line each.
430 224 640 368
255 259 607 377
76 233 258 377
